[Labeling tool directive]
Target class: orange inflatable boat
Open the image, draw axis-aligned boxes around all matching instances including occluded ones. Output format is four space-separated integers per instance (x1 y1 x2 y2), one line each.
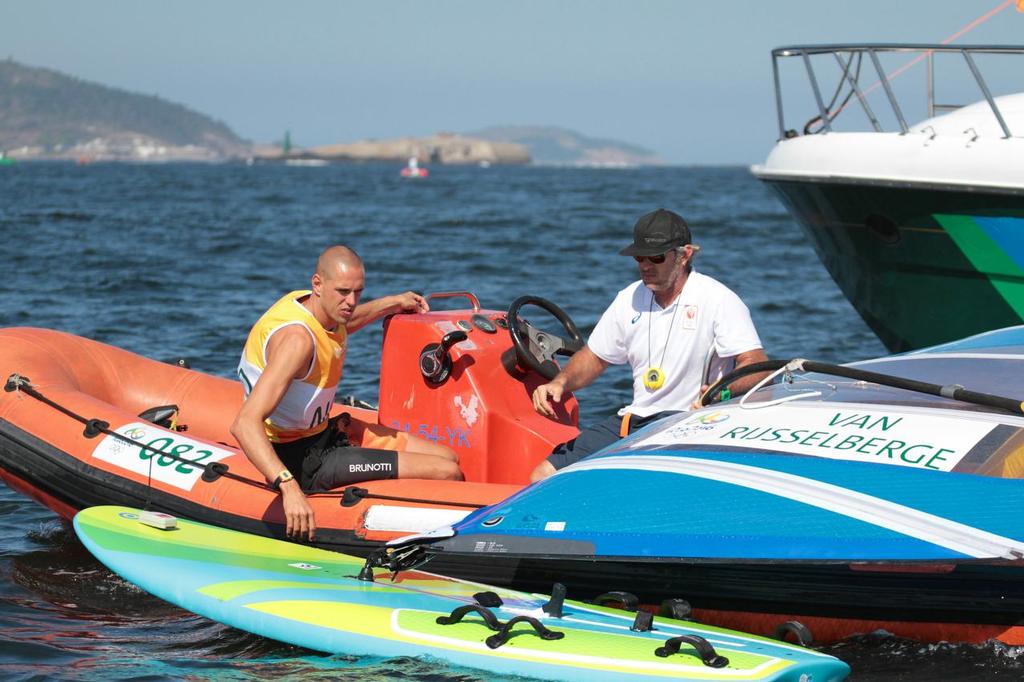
0 293 581 555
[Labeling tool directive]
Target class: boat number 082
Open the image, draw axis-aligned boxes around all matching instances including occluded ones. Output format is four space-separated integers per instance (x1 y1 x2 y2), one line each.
135 436 215 475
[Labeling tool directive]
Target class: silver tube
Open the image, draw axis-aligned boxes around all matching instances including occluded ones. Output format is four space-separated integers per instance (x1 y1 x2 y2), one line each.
868 48 908 134
773 53 785 139
801 50 832 133
927 51 934 119
962 49 1012 138
832 51 882 132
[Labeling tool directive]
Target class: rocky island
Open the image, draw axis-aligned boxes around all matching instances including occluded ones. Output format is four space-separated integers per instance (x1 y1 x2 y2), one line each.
471 125 666 167
0 59 663 167
262 132 531 166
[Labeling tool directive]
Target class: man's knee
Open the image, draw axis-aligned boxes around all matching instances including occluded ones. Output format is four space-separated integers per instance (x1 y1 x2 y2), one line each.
397 452 464 480
546 417 622 471
530 459 556 482
423 456 463 481
436 443 458 463
438 458 463 481
408 436 459 463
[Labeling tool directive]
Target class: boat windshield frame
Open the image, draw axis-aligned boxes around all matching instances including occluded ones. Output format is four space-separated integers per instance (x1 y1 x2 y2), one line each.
769 43 1024 140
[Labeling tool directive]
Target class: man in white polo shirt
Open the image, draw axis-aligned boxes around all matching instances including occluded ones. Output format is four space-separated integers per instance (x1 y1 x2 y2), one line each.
530 208 768 481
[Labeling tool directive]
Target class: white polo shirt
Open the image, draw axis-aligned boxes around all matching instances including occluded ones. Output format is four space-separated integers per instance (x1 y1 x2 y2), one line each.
588 271 762 417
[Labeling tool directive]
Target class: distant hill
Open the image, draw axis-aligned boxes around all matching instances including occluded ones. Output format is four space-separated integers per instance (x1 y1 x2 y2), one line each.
469 125 666 166
0 59 249 160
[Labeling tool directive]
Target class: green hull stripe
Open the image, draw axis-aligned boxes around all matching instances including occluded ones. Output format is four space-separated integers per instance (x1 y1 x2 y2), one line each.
935 214 1024 318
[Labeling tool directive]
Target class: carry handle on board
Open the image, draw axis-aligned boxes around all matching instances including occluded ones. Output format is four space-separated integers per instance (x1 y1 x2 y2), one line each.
592 590 640 611
436 604 502 630
436 604 565 649
486 616 564 649
655 634 729 668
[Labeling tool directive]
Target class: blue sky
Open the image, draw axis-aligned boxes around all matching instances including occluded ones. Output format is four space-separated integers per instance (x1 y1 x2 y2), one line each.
4 0 1023 163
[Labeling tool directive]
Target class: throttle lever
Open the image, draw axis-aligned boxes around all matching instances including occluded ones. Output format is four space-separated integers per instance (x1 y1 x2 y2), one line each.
419 330 468 384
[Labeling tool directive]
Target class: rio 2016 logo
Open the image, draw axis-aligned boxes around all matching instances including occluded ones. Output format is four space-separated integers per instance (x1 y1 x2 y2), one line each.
665 411 731 439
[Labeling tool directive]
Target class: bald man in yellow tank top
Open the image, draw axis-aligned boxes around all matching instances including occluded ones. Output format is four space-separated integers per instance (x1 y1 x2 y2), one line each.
231 245 461 541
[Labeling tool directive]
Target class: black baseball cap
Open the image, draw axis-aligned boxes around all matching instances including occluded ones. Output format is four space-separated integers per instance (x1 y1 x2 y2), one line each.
619 208 693 257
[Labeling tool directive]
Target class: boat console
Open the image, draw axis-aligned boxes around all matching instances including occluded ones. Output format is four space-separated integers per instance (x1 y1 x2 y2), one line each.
378 292 580 484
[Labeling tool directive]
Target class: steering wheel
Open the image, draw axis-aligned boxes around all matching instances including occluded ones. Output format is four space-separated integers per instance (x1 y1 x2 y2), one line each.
507 296 584 380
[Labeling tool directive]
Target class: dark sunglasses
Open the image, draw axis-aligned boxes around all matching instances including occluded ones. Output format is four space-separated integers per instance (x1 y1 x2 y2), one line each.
634 253 668 264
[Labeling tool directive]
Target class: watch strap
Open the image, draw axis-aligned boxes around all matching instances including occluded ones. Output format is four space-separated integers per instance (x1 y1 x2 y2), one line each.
271 469 295 491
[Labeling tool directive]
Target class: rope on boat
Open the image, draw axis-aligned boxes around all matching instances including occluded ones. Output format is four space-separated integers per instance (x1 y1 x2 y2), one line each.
4 373 269 490
2 374 490 509
334 485 487 508
699 360 1024 415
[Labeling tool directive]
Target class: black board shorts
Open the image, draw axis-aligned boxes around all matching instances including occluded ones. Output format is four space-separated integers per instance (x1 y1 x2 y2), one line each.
547 410 680 470
273 419 399 492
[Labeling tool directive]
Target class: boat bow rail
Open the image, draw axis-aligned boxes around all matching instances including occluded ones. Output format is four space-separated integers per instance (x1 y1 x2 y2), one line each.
752 43 1024 190
765 43 1024 140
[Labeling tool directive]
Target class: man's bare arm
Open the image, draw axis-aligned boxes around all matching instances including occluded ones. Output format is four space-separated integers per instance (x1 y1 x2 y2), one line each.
693 348 771 408
532 347 610 418
726 348 770 394
346 291 428 333
230 327 318 540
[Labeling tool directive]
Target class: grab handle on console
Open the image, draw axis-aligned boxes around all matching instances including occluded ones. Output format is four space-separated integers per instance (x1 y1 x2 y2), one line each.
425 291 481 312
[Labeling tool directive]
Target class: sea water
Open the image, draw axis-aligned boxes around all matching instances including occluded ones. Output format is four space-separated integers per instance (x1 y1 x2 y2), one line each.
0 162 1019 680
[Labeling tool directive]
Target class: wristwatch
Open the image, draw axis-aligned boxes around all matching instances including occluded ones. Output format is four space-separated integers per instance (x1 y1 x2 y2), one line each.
271 469 295 491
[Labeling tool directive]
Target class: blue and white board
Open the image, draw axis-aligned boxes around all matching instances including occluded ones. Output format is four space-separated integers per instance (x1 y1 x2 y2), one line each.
73 506 848 682
446 445 1024 561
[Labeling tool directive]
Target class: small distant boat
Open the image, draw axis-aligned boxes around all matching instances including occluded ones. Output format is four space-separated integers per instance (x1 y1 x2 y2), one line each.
0 152 16 166
400 155 429 178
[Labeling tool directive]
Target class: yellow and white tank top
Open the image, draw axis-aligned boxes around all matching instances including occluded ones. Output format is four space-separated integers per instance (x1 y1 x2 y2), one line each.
237 290 346 443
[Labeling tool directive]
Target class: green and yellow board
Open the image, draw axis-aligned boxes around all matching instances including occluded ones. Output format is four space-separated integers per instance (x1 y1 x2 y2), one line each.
73 506 848 682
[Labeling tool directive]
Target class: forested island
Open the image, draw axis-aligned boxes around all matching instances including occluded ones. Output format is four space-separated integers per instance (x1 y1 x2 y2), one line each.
0 59 248 161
